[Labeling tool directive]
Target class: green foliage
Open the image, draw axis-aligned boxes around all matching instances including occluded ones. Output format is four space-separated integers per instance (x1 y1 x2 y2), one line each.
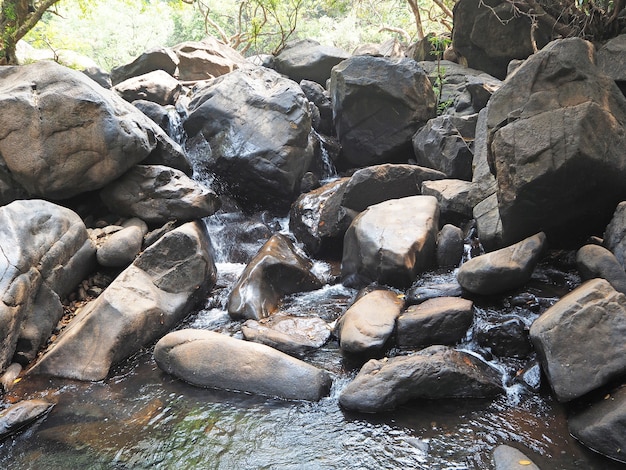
428 34 452 114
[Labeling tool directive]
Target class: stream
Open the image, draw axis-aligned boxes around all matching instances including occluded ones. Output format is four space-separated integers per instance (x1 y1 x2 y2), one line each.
0 198 624 470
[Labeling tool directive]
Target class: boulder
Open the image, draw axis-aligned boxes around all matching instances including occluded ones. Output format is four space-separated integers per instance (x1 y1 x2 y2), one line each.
472 193 503 251
171 37 246 82
336 289 404 356
299 79 333 135
0 200 95 368
342 196 439 288
289 178 352 256
29 221 216 381
184 66 314 209
492 445 541 470
487 38 626 245
397 297 474 348
96 225 144 268
451 0 551 79
242 315 331 357
596 34 626 83
110 46 179 86
603 201 626 270
418 61 501 115
154 329 332 401
405 282 463 306
529 278 626 402
436 224 464 268
114 70 181 106
0 399 54 440
340 164 446 213
339 345 503 412
475 317 532 358
422 179 476 226
568 384 626 464
457 232 546 296
576 244 626 295
0 61 162 203
228 234 322 320
412 115 474 180
274 39 350 86
100 165 220 225
330 56 436 168
353 38 405 58
469 108 497 204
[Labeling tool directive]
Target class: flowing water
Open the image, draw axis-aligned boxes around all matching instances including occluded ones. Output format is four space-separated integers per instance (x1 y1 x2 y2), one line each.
0 202 623 470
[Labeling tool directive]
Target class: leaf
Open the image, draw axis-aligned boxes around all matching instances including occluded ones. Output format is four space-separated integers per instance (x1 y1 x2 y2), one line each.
519 460 532 466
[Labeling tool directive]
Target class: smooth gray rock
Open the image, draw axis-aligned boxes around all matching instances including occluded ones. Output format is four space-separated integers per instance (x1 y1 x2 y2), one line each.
110 46 179 85
603 201 626 270
100 165 220 224
457 232 546 296
154 329 332 401
596 34 626 82
114 70 181 106
576 244 626 295
472 192 503 251
436 224 464 268
30 221 216 381
405 282 463 306
397 297 474 348
330 56 436 167
492 445 541 470
342 196 439 288
530 278 626 402
339 345 503 412
242 315 331 357
336 289 404 356
274 39 350 86
96 225 144 268
0 399 54 440
228 234 322 320
0 200 95 369
569 384 626 464
171 37 246 82
422 179 476 226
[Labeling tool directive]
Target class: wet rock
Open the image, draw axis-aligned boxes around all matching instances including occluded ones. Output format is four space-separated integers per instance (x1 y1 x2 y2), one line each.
457 232 546 296
603 201 626 270
96 225 144 268
274 39 350 86
242 315 331 357
342 196 439 288
330 56 436 168
171 37 246 82
154 329 332 401
184 66 313 209
100 165 220 224
336 289 404 357
475 317 532 358
289 178 352 256
511 359 542 392
469 108 497 204
0 363 21 392
436 224 464 268
339 345 503 412
30 221 216 381
114 70 181 106
299 79 333 135
530 278 626 402
451 0 550 79
568 385 626 464
492 445 541 470
412 115 474 180
576 244 626 295
110 46 179 85
0 61 160 203
340 164 446 213
405 282 463 306
472 193 503 252
0 200 96 369
422 179 476 226
487 38 626 245
228 234 322 320
0 399 54 440
397 297 474 349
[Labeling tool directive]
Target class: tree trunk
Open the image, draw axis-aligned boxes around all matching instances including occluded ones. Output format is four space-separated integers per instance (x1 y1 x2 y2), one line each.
406 0 425 40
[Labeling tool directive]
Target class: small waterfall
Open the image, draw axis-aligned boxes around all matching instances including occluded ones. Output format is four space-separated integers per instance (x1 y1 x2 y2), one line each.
165 105 187 145
312 130 337 182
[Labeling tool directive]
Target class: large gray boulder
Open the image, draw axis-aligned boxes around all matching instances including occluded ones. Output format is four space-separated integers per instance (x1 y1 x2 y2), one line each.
100 165 220 225
228 234 322 320
422 179 476 226
0 200 96 368
451 0 551 79
113 70 181 106
576 244 626 295
0 61 163 203
171 37 246 82
29 221 216 381
154 329 332 401
457 232 546 296
596 34 626 83
339 345 503 412
274 39 350 86
110 47 179 86
529 278 626 402
568 384 626 464
603 201 626 270
184 66 314 209
330 56 436 168
342 196 439 288
336 289 404 356
340 164 446 213
487 38 626 245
